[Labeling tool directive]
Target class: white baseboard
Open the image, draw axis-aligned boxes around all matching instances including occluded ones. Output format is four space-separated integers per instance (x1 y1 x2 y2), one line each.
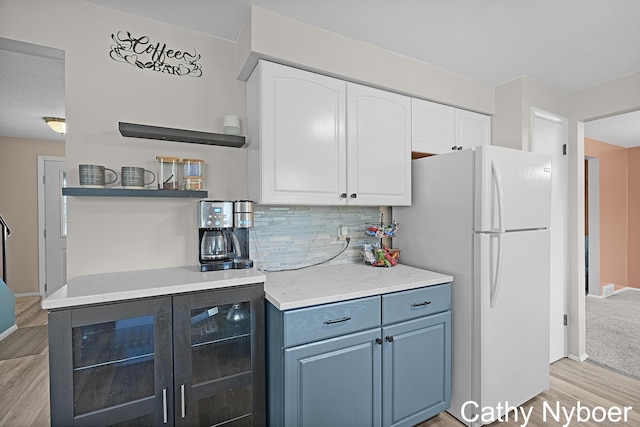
567 353 589 362
14 292 41 298
0 324 18 342
587 286 638 299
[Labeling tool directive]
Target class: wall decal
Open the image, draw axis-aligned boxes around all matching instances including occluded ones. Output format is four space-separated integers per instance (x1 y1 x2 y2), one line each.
109 31 202 77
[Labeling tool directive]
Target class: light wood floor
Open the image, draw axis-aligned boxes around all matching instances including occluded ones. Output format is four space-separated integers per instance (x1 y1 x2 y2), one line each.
2 302 639 427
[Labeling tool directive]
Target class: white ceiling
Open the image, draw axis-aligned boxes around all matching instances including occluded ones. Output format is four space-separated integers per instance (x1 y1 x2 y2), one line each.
1 0 639 146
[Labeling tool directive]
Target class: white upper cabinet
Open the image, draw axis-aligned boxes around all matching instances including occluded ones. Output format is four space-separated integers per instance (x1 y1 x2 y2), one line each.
247 61 346 205
411 98 455 154
412 98 491 155
347 83 411 206
247 60 411 206
455 108 491 151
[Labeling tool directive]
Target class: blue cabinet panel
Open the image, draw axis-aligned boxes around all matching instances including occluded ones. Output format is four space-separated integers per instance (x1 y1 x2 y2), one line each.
284 329 382 427
283 296 380 347
382 311 451 427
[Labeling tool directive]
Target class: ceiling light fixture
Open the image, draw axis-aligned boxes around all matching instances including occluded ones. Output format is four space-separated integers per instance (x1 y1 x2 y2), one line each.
44 117 66 134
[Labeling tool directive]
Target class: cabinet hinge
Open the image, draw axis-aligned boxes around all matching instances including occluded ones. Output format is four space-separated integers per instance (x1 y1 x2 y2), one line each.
44 229 46 238
562 144 567 155
563 314 568 326
45 283 47 292
43 175 46 184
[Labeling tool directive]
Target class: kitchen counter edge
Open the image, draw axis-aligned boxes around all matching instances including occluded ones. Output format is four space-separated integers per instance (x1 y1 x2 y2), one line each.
42 266 267 310
264 263 452 311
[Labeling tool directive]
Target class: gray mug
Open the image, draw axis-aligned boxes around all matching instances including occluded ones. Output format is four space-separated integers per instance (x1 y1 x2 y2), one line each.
121 166 156 188
79 164 118 187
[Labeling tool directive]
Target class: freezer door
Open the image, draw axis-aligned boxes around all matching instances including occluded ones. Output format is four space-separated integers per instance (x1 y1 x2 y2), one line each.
474 230 550 424
474 145 551 232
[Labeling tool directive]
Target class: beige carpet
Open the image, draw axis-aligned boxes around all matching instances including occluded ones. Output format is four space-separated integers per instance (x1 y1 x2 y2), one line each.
0 325 48 360
586 289 640 379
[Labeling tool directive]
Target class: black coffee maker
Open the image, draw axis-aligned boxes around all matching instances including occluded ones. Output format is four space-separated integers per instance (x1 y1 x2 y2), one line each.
198 200 254 271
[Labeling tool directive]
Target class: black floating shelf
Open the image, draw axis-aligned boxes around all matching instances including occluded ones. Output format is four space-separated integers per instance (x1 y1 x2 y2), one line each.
62 187 208 198
118 122 245 148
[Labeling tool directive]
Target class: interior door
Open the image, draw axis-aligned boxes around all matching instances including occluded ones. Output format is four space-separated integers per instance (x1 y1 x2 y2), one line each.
532 109 568 362
43 157 67 297
475 230 550 422
474 145 552 232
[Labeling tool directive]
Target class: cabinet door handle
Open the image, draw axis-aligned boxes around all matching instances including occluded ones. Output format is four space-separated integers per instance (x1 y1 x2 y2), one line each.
323 316 351 324
385 335 394 343
375 338 383 345
181 384 186 418
340 193 347 198
350 193 357 198
162 388 168 424
411 300 432 307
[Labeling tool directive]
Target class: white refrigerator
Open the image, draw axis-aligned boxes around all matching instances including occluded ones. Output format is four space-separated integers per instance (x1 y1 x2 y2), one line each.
394 145 552 426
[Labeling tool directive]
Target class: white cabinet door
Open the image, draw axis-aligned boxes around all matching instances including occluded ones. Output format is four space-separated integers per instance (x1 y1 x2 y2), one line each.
411 98 455 154
411 99 491 154
347 83 412 206
455 109 491 150
247 61 347 205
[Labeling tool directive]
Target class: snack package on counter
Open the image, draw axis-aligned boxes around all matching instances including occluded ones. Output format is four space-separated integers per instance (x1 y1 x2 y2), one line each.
362 243 400 267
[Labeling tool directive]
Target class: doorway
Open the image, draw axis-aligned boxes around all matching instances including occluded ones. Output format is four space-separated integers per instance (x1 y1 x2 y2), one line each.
38 156 67 297
531 108 568 363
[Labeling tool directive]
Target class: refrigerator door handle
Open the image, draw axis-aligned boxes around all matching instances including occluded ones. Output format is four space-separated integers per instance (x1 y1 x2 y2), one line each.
490 233 503 308
491 158 505 233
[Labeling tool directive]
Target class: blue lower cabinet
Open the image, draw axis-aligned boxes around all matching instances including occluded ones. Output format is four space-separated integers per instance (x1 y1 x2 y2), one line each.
267 283 451 427
382 311 451 427
284 329 382 427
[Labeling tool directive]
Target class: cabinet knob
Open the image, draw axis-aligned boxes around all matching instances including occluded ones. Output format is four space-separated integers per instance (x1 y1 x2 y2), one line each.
385 335 394 343
350 193 357 198
457 146 463 150
375 338 383 345
340 193 347 198
451 146 457 151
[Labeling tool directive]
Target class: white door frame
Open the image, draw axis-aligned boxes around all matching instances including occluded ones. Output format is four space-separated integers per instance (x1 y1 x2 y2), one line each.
586 157 601 296
530 107 569 360
37 155 65 297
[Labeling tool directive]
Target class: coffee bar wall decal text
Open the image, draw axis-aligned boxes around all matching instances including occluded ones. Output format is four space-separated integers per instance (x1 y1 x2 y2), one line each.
109 31 203 77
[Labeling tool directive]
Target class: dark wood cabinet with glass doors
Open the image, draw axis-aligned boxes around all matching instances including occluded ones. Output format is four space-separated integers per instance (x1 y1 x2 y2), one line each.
48 284 265 427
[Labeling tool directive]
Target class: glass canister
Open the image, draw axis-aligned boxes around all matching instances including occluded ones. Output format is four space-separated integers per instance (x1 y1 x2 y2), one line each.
182 158 205 191
156 156 179 190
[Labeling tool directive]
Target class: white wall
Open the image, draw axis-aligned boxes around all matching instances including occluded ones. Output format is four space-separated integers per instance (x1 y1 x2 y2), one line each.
237 6 495 115
1 0 248 279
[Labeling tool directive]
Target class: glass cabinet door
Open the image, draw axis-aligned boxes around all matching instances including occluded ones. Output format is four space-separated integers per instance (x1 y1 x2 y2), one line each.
173 285 265 427
51 298 173 426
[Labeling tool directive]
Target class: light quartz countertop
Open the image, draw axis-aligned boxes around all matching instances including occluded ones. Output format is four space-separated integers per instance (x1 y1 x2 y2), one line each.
41 263 451 312
42 266 266 310
263 263 452 311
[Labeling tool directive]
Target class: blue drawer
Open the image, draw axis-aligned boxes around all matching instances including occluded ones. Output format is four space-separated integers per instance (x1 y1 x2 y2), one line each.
382 283 451 325
283 296 381 347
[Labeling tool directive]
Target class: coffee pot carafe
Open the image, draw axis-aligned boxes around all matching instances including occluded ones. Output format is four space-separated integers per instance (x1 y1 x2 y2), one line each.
197 200 254 271
200 229 228 261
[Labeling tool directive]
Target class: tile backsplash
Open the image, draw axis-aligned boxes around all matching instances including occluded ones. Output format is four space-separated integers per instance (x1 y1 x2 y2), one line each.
249 205 387 272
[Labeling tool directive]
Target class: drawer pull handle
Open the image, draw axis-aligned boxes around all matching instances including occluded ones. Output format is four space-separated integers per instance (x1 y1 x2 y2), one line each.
162 388 168 424
181 384 186 418
411 300 432 307
323 316 352 325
